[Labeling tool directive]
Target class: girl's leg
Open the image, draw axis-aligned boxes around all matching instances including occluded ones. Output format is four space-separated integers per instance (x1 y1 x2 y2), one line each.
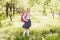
23 28 27 37
26 28 29 36
23 28 30 37
27 29 29 36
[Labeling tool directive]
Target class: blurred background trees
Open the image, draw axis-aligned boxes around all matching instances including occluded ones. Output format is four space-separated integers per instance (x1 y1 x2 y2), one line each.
0 0 60 18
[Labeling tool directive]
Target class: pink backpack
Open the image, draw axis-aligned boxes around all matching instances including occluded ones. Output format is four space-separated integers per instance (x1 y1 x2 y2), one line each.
21 13 27 22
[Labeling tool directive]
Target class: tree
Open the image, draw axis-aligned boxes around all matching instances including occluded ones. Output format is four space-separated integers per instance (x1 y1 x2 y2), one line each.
43 0 51 15
28 0 40 7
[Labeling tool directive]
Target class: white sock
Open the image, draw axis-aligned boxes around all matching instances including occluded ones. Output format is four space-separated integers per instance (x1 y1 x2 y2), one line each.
27 30 29 36
23 30 27 37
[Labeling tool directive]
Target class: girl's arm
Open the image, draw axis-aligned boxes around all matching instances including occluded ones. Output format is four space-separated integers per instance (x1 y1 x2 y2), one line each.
23 13 28 22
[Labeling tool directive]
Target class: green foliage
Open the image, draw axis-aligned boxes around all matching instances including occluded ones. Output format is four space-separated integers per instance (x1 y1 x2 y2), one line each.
46 33 60 40
28 0 35 7
0 12 6 20
56 34 60 40
0 21 1 27
0 27 60 40
44 0 51 5
28 0 40 7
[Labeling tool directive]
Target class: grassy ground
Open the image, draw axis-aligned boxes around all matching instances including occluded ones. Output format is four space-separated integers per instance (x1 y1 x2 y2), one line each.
0 13 60 40
0 27 60 40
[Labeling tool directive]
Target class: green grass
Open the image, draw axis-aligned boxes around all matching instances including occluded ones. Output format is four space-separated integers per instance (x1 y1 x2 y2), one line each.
0 26 60 40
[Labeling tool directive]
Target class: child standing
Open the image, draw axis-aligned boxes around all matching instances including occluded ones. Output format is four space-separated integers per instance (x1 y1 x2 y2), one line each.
21 8 31 37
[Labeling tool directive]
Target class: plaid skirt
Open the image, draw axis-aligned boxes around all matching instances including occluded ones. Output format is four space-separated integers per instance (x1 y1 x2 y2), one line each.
22 19 31 29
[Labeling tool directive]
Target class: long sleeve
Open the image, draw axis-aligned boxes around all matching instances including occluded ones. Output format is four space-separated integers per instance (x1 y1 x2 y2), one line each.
22 13 27 22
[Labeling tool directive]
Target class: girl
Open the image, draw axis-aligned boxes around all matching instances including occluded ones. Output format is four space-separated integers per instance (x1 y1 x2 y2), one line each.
21 8 31 37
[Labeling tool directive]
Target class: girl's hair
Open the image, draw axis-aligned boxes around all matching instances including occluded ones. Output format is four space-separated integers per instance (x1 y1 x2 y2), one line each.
22 9 25 13
27 8 30 12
